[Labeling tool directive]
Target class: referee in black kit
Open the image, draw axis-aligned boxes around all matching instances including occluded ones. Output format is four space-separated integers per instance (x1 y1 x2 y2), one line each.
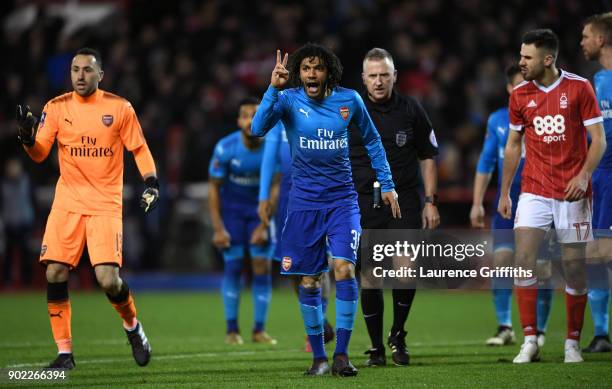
349 48 439 366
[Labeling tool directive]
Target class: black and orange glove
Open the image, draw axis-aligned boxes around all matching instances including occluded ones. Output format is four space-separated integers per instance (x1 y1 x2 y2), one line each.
16 105 38 147
140 176 160 213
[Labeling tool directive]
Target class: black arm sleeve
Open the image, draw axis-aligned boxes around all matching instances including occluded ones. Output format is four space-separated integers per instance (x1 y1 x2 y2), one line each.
410 97 438 160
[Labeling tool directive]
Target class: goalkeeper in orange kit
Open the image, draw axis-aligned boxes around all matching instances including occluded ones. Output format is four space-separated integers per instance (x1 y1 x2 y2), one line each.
16 47 159 369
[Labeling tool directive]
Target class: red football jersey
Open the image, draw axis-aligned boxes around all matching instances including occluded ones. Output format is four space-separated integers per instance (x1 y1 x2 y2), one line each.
509 70 603 199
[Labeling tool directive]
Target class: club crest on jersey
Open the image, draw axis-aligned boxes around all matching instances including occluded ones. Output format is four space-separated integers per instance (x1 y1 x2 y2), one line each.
102 114 113 127
560 93 568 109
282 256 292 271
339 106 350 120
396 130 407 147
429 129 438 148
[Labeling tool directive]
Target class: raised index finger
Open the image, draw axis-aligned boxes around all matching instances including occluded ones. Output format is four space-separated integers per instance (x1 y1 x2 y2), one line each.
276 50 281 65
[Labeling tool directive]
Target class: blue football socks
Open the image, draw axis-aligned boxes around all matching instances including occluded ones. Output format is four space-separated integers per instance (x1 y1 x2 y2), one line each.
587 262 610 337
334 278 358 357
298 286 326 360
222 259 242 333
537 281 553 333
252 273 272 332
491 277 512 327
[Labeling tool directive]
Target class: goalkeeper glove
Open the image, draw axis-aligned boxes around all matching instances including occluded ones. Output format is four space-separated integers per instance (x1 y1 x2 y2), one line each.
16 105 38 147
140 176 160 213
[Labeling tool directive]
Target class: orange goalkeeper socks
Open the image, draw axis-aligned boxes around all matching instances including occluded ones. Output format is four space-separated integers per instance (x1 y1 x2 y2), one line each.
47 281 72 354
107 281 138 330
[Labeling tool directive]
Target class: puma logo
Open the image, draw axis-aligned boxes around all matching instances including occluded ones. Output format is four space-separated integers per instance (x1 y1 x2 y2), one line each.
49 311 63 318
299 108 310 118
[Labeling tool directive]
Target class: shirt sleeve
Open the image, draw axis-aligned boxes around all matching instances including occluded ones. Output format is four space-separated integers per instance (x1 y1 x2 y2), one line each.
351 91 395 192
120 102 146 151
252 85 290 137
411 98 439 160
508 91 524 132
208 139 229 180
580 81 604 127
24 101 58 162
476 113 498 174
259 123 282 201
37 101 59 145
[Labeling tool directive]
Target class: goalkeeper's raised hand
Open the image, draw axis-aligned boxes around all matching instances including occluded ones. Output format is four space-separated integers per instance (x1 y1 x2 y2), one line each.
140 176 160 213
16 105 38 147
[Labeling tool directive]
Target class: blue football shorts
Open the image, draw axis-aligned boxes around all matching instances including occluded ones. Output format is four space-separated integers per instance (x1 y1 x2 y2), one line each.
280 203 361 275
222 208 272 261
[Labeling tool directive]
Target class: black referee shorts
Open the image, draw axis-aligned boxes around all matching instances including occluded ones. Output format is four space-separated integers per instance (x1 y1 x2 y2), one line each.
356 189 422 274
357 189 422 230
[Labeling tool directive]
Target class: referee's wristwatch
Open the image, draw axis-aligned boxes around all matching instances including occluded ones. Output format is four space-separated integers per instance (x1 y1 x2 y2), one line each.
424 194 438 206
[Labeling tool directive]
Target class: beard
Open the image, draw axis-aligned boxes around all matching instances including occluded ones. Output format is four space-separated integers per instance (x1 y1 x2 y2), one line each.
583 49 599 61
241 129 260 141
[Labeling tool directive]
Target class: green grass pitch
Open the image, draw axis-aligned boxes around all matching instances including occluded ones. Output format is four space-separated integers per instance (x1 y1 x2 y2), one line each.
1 289 610 388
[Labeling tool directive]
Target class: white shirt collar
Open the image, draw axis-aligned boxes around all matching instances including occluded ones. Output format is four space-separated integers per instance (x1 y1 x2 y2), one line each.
532 69 564 93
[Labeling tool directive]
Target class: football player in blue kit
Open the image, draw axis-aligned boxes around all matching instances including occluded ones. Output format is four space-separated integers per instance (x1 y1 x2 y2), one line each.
581 12 612 353
208 97 277 346
257 122 335 351
252 44 400 376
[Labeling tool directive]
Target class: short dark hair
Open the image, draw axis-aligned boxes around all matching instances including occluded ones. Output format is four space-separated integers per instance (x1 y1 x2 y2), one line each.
522 29 559 58
505 64 522 83
75 47 103 68
238 96 260 108
288 43 343 90
584 12 612 46
363 48 395 67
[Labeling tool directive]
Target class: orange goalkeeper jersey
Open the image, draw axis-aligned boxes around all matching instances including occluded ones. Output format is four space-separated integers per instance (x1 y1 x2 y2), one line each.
36 89 146 217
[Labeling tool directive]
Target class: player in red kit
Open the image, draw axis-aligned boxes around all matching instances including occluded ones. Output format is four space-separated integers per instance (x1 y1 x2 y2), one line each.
499 29 606 363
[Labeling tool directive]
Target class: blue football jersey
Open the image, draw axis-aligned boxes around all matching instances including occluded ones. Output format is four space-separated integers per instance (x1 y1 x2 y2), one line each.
594 69 612 169
252 85 394 211
259 122 292 201
209 131 264 212
476 107 524 190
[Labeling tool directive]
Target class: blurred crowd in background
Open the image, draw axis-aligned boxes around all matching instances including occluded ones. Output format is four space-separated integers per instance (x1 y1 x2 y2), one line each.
0 0 608 286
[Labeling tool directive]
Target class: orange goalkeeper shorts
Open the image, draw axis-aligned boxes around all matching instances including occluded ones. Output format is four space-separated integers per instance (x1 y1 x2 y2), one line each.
40 209 123 268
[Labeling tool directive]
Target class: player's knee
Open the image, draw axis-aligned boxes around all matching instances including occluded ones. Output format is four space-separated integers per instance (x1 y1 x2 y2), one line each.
45 263 69 282
300 275 321 289
513 250 533 268
493 249 514 267
535 259 552 280
95 271 121 293
333 260 355 280
563 258 586 276
251 258 270 275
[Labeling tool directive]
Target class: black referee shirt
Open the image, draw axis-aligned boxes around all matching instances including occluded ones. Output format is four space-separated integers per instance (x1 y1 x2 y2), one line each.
349 90 438 195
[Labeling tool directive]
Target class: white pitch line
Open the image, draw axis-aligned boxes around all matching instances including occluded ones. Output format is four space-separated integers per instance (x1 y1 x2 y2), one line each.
4 349 299 369
410 340 483 347
0 337 212 349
